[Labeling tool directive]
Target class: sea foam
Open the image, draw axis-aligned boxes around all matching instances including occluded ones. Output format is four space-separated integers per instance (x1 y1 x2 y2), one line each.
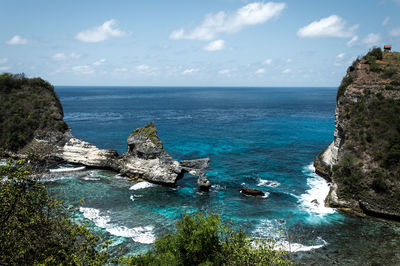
50 166 86 173
257 178 280 188
129 181 156 190
79 207 155 244
299 163 335 215
252 219 327 253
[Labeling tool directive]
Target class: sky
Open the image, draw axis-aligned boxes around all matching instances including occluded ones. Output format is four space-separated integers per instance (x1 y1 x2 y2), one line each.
1 0 400 87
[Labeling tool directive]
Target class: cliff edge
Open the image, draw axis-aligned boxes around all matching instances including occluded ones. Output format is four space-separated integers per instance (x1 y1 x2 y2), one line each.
315 48 400 220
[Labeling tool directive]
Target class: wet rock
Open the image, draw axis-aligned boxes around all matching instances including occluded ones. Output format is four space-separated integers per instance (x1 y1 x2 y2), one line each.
241 187 265 197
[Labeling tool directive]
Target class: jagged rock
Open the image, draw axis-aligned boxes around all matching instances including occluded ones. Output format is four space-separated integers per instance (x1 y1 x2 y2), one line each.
61 137 119 169
58 122 198 187
311 199 319 206
126 122 163 159
180 158 211 190
241 187 265 197
196 174 211 191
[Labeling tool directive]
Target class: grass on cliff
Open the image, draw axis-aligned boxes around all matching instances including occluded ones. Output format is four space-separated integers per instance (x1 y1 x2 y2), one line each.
0 73 68 151
131 121 163 147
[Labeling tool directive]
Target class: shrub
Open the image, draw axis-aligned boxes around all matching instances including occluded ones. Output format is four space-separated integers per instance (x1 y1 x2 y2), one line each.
366 47 383 60
0 159 109 265
371 169 387 193
383 66 397 79
337 76 353 100
120 213 293 266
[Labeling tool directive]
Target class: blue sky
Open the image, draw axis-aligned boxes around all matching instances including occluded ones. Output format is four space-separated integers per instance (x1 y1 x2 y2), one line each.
1 0 400 86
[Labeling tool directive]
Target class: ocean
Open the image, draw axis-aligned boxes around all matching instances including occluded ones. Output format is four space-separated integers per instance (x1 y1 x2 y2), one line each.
46 86 400 264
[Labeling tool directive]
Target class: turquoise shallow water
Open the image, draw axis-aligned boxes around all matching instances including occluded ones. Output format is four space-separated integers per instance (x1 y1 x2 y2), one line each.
46 87 400 264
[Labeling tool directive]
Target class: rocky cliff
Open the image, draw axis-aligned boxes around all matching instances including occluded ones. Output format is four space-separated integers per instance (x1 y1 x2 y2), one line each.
0 74 210 188
0 73 68 156
315 48 400 220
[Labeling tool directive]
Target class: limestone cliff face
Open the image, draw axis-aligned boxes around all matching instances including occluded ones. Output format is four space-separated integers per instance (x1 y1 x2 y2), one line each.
315 49 400 220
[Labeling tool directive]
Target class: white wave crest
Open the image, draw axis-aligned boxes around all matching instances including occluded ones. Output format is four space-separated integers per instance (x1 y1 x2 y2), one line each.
79 207 155 244
50 166 86 173
299 163 335 215
257 179 280 188
129 181 156 190
275 238 327 252
252 219 327 253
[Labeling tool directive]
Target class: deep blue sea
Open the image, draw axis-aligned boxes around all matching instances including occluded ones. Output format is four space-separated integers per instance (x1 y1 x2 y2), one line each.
47 86 400 264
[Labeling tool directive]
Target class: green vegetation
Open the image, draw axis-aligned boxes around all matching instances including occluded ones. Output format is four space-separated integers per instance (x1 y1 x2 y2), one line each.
363 47 383 72
0 73 67 151
120 213 293 266
131 121 163 147
337 75 353 100
0 159 109 265
334 94 400 199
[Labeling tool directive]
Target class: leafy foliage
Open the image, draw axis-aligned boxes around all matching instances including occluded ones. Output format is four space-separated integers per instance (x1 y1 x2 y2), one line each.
337 75 353 100
119 213 293 266
0 73 67 151
0 159 109 265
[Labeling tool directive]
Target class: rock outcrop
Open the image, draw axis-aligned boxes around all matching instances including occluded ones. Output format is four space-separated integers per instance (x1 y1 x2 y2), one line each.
56 122 208 187
180 158 211 191
240 187 265 197
314 48 400 220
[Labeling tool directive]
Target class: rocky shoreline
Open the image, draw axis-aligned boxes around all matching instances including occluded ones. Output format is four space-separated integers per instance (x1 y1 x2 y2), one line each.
6 122 211 189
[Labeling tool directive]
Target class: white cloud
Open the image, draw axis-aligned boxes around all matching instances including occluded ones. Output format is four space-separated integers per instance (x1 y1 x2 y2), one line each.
282 68 292 74
136 64 150 71
0 58 8 64
0 66 10 71
382 16 390 26
362 33 381 46
181 68 199 75
204 40 225 51
93 58 106 66
75 19 127 43
72 65 94 74
6 35 28 45
346 35 359 47
390 27 400 37
297 15 357 38
255 68 266 74
336 53 345 59
70 53 81 59
218 69 231 75
170 2 286 41
52 52 81 61
263 58 272 65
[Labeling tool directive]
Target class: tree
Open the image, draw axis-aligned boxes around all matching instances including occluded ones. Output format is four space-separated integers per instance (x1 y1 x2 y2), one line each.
119 213 293 266
0 159 109 265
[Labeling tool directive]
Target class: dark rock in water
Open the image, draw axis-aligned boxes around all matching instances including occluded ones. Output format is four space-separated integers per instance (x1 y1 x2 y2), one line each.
196 174 211 191
311 199 319 206
241 187 265 197
180 158 211 190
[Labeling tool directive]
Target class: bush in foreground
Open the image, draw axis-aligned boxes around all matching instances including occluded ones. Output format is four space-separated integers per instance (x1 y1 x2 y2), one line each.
119 213 293 266
0 159 109 265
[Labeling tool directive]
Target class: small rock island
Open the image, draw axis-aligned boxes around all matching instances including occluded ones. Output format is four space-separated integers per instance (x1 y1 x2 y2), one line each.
314 48 400 220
